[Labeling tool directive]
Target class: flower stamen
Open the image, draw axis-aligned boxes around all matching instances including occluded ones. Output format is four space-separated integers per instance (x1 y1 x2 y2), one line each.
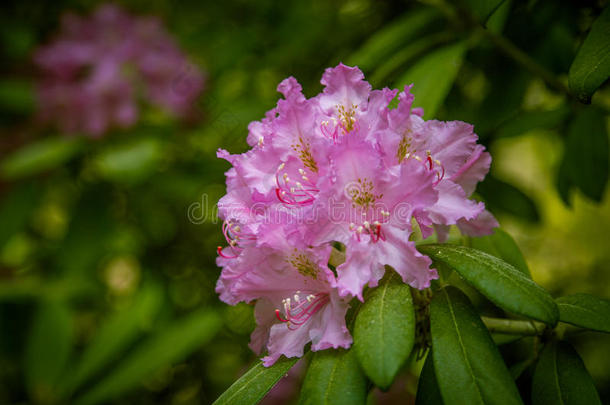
275 163 319 207
275 292 330 330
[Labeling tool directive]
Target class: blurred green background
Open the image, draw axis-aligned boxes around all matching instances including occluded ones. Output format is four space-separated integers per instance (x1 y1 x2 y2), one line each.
0 0 609 404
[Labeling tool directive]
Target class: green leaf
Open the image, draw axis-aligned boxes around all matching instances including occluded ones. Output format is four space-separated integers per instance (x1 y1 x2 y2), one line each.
430 287 523 405
485 0 512 33
213 357 300 405
346 8 440 73
473 67 530 138
353 272 415 389
371 32 453 86
563 107 609 202
396 41 467 119
491 333 522 346
415 353 444 405
509 357 534 380
495 105 570 139
92 138 165 184
299 349 367 405
74 309 221 405
1 137 83 180
556 293 610 333
62 282 164 394
0 79 34 114
0 182 40 249
25 300 73 404
462 0 507 24
54 188 116 276
419 244 558 325
568 6 610 103
532 341 602 405
477 175 540 222
468 228 531 278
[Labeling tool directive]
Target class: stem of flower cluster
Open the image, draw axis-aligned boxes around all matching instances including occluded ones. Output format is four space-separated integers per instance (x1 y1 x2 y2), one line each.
481 316 547 336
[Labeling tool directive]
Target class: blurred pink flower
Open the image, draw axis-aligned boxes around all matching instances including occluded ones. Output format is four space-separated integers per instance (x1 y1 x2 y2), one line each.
216 63 496 366
34 3 205 137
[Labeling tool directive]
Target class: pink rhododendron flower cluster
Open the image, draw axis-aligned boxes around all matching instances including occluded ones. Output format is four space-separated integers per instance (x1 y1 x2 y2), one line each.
34 4 205 136
216 64 497 366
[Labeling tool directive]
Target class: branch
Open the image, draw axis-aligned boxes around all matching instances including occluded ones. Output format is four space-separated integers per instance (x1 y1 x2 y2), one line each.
481 316 547 335
475 26 572 98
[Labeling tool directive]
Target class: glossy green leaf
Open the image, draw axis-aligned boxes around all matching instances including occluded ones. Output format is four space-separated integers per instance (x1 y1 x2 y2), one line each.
430 287 523 405
74 309 221 405
563 107 609 202
415 353 444 405
419 245 558 325
468 228 531 278
568 6 610 103
462 0 507 24
1 136 83 180
62 282 164 394
213 357 300 405
477 175 540 222
25 301 73 404
353 272 415 389
92 138 165 184
396 41 467 119
299 349 366 405
556 293 610 333
532 341 601 405
346 8 440 73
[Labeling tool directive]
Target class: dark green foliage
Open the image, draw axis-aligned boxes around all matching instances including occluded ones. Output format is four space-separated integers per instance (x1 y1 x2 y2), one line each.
25 301 73 404
415 353 444 405
561 107 609 202
477 175 540 223
568 6 610 103
74 309 221 405
213 357 300 405
396 42 468 119
430 287 522 405
1 137 83 180
532 341 602 405
460 0 507 24
556 293 610 333
419 245 558 324
299 349 367 405
353 272 415 389
468 228 531 278
1 0 609 404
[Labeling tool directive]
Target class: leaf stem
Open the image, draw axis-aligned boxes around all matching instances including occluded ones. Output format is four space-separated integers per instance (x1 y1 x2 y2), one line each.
481 316 547 335
429 0 573 98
